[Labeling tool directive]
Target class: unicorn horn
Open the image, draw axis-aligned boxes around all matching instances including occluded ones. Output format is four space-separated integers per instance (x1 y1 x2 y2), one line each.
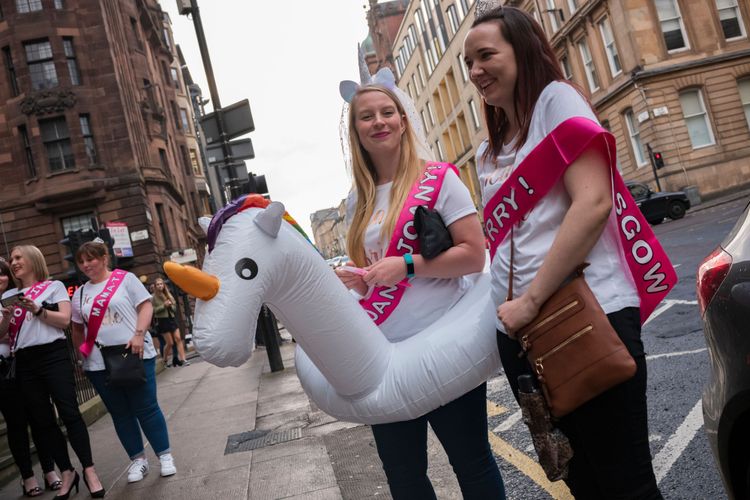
163 261 220 301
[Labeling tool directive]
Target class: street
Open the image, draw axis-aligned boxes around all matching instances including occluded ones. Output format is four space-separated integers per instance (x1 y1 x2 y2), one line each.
486 198 747 500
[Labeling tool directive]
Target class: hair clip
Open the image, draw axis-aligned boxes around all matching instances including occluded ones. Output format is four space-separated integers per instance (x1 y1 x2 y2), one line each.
93 237 105 244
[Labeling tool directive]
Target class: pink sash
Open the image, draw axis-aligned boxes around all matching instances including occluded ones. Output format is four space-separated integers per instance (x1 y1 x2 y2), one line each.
360 162 458 325
8 281 54 352
79 269 128 357
482 117 676 323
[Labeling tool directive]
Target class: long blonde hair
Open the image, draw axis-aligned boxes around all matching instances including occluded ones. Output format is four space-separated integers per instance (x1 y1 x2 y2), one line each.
346 86 424 267
153 277 175 303
10 245 49 288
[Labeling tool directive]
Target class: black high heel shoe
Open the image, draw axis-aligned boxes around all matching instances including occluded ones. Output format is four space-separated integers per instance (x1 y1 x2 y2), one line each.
55 470 79 500
83 472 106 498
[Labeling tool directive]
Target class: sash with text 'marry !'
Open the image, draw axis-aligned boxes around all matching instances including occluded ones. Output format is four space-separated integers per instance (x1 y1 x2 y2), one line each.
360 162 457 325
8 280 53 352
482 117 676 323
79 269 128 357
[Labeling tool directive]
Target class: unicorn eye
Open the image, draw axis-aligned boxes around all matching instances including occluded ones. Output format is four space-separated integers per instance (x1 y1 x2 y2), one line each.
235 258 258 280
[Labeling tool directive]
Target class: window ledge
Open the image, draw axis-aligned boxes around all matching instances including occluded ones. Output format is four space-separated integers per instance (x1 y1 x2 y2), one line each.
45 167 80 179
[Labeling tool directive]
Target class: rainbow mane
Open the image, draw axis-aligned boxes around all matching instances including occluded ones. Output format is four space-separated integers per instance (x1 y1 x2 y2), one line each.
207 194 316 253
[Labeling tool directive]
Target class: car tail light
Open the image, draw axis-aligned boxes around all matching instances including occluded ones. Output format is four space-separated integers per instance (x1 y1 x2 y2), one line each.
697 247 732 316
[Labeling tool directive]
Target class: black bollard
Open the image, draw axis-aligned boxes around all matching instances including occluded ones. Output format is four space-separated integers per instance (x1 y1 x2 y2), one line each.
258 305 284 372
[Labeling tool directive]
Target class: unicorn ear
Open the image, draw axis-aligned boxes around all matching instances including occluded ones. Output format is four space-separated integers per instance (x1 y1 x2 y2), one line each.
254 201 285 238
198 217 211 234
339 80 359 103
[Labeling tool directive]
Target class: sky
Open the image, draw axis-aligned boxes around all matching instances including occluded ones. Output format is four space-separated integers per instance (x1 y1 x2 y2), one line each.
161 1 371 239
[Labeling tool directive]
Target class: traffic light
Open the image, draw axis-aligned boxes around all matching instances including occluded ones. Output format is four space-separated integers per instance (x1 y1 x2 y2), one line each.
245 174 268 196
653 151 664 169
60 229 95 284
97 228 118 269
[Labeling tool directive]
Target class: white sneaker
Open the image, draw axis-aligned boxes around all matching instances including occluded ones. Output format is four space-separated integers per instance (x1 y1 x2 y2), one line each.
127 457 149 482
159 453 177 477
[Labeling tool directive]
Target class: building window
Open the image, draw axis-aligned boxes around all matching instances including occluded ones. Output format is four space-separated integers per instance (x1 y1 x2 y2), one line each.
79 114 97 165
599 17 621 76
426 101 436 126
420 110 430 132
170 101 181 130
54 0 63 8
170 67 181 90
546 0 560 33
162 28 171 50
435 139 445 161
40 117 74 172
130 18 143 50
155 203 172 249
19 125 36 177
158 148 169 172
25 40 58 90
624 109 647 167
567 0 577 15
180 108 191 133
417 64 426 88
457 53 469 82
716 0 746 40
411 74 420 96
679 89 715 148
739 79 750 130
395 55 403 78
656 0 688 51
560 55 572 79
447 4 460 35
63 38 81 85
469 99 481 129
3 47 19 96
62 213 94 235
407 82 415 100
189 148 200 175
578 38 599 92
16 0 42 13
179 145 191 176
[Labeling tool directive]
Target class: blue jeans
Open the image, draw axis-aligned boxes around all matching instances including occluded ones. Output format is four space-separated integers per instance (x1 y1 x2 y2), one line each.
87 358 171 459
371 383 506 499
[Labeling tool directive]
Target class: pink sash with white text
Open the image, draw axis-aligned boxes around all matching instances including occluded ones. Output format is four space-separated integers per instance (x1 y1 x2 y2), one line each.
482 117 676 323
79 269 128 357
8 280 53 352
360 163 458 325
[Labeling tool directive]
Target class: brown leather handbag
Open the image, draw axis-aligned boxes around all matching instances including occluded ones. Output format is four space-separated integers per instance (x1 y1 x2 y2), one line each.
508 230 637 418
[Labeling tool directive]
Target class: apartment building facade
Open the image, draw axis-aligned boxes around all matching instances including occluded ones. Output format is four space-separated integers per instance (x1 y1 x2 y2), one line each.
387 0 750 204
0 0 210 281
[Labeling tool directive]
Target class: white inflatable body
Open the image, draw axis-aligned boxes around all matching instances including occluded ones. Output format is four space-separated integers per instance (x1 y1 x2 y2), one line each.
182 200 500 424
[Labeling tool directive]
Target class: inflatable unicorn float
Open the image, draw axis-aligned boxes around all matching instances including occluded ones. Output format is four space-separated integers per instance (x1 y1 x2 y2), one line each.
164 195 499 424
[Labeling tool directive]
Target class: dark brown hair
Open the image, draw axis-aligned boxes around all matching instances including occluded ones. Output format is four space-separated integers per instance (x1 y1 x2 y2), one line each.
472 6 566 157
76 241 109 264
0 259 12 294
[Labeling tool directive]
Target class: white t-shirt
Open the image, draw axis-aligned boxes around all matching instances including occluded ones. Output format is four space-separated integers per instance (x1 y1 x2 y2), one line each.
349 168 477 342
0 309 9 358
1 281 69 350
476 81 639 333
72 271 156 371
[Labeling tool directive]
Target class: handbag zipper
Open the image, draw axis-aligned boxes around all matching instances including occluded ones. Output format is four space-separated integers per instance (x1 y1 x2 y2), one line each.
518 299 580 354
534 325 593 376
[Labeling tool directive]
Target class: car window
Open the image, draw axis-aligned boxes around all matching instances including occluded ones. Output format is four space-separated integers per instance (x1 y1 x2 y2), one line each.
628 183 649 200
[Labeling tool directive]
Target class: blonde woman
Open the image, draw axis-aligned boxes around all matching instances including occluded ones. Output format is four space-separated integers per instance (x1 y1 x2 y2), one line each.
151 278 188 366
334 77 505 499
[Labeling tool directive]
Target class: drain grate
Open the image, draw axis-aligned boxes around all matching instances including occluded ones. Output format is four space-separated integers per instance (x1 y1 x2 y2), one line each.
224 427 303 454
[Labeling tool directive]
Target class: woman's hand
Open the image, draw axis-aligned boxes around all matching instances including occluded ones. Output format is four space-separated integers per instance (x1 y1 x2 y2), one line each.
497 294 540 339
363 257 407 288
18 296 40 315
127 332 145 359
334 267 368 296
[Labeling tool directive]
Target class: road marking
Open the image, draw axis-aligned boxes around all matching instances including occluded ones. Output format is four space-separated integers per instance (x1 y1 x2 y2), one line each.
646 348 707 361
644 299 699 326
487 431 573 499
493 409 523 433
653 399 703 484
487 400 508 417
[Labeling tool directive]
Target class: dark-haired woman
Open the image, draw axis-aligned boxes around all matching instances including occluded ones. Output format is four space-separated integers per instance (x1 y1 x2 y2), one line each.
0 258 62 497
71 241 176 487
464 6 664 499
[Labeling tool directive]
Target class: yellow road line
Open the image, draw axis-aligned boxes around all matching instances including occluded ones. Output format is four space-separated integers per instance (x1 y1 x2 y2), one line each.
487 431 573 499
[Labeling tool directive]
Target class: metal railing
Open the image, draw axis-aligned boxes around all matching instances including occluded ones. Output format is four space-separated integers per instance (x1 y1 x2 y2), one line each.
63 327 98 406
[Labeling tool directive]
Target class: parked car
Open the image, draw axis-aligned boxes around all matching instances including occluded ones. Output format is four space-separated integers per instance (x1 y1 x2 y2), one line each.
697 201 750 500
626 181 691 224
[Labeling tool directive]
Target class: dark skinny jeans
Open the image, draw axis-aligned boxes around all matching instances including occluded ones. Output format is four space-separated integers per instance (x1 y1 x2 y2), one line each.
497 307 663 500
371 382 506 499
16 339 94 471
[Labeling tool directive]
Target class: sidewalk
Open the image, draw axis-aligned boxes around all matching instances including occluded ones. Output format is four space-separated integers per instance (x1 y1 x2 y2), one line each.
0 335 463 500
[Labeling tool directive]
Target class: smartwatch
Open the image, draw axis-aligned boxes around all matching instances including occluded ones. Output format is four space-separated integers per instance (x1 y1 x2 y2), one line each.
403 253 415 279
